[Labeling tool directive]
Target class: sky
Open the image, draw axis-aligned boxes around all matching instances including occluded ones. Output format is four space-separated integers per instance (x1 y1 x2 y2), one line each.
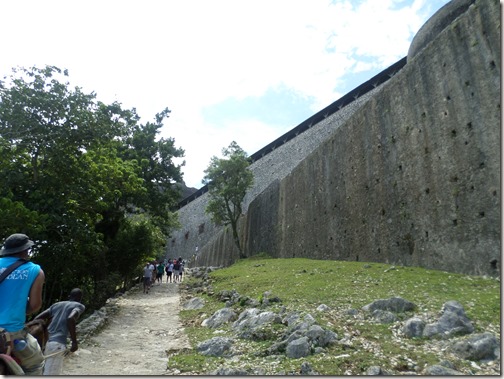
0 0 451 189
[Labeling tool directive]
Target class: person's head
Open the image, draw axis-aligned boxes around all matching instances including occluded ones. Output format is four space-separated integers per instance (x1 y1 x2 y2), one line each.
0 233 35 257
69 288 83 302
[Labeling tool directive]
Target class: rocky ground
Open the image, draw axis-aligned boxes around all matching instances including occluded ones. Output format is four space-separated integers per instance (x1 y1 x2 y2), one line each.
61 279 190 375
57 269 500 376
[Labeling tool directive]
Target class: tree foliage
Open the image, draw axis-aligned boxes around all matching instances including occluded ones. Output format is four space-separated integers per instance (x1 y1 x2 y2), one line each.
202 141 254 257
0 65 184 311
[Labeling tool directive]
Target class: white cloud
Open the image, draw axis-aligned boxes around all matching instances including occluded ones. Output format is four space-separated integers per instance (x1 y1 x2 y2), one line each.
0 0 449 188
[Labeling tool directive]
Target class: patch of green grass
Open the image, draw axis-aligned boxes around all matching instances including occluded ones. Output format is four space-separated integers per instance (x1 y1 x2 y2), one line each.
175 257 500 375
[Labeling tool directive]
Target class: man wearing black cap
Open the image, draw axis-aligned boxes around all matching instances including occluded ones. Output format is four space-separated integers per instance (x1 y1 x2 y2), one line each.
0 233 46 375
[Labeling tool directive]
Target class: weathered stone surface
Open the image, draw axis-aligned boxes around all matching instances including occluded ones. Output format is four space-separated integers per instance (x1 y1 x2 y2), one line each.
169 0 500 278
450 332 500 361
362 297 416 313
182 297 205 310
403 317 426 338
202 308 237 328
366 366 393 375
423 301 474 339
424 365 464 376
197 337 233 357
408 0 475 60
316 304 330 312
285 336 311 359
371 309 399 324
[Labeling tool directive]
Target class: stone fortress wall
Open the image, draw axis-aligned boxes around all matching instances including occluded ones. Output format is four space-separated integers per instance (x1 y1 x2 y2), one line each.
168 0 500 277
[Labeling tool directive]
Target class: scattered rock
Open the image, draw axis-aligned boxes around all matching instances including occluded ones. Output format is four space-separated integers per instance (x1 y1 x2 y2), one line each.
202 308 237 328
182 297 205 310
423 301 474 339
403 317 426 338
300 361 319 375
197 337 234 357
316 304 330 312
423 365 464 375
366 366 393 375
450 332 500 361
286 336 311 358
371 309 399 323
362 297 416 313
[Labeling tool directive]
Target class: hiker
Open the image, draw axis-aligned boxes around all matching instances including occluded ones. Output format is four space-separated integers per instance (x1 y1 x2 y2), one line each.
179 260 185 282
165 261 173 283
34 288 85 375
173 259 180 282
0 233 46 375
142 262 152 293
156 262 164 284
150 261 156 286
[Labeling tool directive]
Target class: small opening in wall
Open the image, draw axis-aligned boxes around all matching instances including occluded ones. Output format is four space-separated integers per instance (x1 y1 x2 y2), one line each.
185 232 189 240
425 188 430 194
490 259 498 270
199 223 205 234
453 219 458 226
490 60 496 68
479 211 485 218
451 130 457 137
446 96 451 101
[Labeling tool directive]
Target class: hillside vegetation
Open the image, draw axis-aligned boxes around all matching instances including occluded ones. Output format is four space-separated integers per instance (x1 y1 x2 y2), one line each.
174 256 500 375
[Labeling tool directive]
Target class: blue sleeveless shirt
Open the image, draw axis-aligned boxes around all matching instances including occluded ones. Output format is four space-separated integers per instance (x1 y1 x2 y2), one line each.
0 256 41 332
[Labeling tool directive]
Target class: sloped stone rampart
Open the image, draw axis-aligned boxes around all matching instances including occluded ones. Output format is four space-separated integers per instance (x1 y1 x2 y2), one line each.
170 0 500 276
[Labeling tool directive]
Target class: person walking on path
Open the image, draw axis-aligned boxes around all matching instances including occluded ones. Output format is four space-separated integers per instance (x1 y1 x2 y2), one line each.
0 233 46 375
142 262 152 294
165 261 174 283
179 260 185 282
173 260 180 283
150 261 156 286
60 278 190 375
34 288 85 375
156 262 164 284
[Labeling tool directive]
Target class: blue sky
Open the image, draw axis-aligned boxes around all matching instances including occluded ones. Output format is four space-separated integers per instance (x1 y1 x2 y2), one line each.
0 0 451 188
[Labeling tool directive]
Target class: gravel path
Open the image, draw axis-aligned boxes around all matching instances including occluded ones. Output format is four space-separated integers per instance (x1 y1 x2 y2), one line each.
61 280 190 375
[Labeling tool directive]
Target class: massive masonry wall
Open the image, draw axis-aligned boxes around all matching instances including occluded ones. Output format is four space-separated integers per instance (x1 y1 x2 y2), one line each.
169 0 500 276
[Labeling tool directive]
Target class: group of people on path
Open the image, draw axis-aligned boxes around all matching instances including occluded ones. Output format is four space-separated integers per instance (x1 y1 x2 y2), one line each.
0 233 85 375
142 257 185 294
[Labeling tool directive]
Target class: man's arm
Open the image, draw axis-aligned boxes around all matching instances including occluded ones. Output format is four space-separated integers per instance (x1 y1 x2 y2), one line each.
33 308 51 321
27 269 45 315
67 308 81 352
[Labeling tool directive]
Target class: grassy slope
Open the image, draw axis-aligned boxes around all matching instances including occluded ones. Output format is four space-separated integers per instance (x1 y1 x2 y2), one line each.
173 256 500 375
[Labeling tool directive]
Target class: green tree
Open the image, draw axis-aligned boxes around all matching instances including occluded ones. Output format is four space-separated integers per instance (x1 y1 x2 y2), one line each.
0 65 184 310
203 141 254 257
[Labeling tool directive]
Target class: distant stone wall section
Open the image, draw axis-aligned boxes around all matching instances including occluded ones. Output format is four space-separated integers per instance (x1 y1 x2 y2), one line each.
169 0 500 276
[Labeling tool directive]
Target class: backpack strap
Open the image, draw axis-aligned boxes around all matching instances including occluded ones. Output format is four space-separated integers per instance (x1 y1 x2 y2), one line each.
0 259 28 284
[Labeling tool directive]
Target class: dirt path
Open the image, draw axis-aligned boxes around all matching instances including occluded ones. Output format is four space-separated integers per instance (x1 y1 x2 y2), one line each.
61 280 191 375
